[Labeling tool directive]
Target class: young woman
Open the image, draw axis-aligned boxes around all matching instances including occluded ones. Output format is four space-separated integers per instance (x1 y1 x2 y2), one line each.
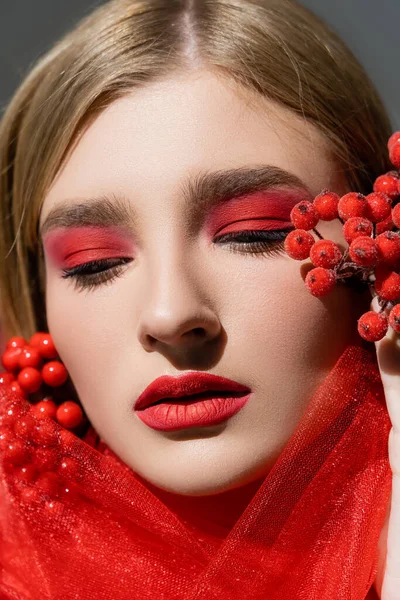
0 0 398 598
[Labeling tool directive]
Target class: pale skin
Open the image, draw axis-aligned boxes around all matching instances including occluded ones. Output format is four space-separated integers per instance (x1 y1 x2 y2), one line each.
38 69 397 597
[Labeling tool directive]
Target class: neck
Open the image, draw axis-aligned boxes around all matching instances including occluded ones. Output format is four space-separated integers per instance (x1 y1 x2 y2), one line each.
137 475 266 540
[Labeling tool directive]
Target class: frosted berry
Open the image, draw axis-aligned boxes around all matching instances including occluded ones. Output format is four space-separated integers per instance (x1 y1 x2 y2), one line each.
373 171 400 200
349 236 378 267
357 311 388 342
342 217 373 244
374 266 400 301
56 401 83 429
389 141 400 169
309 239 342 269
376 215 395 235
6 337 26 350
17 367 42 394
375 231 400 265
338 192 367 221
305 267 336 297
313 190 339 221
388 131 400 151
284 229 315 260
365 192 392 223
42 361 68 387
392 203 400 229
290 201 320 230
388 303 400 333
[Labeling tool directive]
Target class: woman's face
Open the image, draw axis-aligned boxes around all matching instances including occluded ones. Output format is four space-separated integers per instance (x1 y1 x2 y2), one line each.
39 70 368 496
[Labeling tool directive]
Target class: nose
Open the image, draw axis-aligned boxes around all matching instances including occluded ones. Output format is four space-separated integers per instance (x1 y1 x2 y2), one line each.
136 251 222 353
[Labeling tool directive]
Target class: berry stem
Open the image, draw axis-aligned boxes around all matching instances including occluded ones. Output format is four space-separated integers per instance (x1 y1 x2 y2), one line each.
313 228 324 240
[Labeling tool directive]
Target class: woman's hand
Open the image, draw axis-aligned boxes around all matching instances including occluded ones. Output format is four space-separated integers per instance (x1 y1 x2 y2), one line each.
371 295 400 600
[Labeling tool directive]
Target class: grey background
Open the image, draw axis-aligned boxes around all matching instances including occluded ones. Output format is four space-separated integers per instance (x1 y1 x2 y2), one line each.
0 0 399 127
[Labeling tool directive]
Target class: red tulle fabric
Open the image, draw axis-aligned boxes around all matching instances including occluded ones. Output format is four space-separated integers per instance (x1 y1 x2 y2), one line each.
0 341 392 599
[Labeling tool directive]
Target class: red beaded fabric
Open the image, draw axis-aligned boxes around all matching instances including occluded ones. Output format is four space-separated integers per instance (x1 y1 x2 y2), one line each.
0 340 392 599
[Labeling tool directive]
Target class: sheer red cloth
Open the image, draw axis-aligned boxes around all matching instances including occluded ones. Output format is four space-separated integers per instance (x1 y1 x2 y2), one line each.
0 340 392 599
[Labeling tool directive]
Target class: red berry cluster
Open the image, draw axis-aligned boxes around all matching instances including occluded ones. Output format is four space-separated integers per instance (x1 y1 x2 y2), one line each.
0 333 85 429
284 131 400 342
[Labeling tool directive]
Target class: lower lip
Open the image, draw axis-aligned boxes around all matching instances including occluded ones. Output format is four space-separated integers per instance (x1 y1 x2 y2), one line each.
135 393 251 431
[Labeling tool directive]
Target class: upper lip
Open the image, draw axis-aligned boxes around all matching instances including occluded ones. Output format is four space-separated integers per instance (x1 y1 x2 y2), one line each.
134 372 251 411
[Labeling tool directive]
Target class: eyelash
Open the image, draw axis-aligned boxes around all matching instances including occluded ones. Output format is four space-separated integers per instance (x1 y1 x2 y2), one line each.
61 229 293 292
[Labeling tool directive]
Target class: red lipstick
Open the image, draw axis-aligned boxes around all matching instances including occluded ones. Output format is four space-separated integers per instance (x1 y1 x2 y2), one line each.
134 372 252 431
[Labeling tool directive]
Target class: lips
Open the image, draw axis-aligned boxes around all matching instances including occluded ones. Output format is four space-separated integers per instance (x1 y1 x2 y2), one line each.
134 372 251 411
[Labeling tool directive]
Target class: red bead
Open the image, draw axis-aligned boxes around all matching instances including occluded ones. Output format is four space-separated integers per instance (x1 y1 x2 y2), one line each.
14 464 37 483
33 447 58 471
36 334 58 360
9 381 27 399
20 486 40 503
18 346 42 370
57 456 82 480
0 372 15 386
41 361 68 387
31 420 59 447
29 332 46 348
56 402 83 429
17 367 42 394
1 348 23 372
35 471 61 496
13 413 36 441
30 399 57 420
3 439 31 465
6 336 26 350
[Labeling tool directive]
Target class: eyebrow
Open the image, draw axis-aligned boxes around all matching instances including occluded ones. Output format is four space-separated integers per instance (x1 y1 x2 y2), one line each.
39 165 312 238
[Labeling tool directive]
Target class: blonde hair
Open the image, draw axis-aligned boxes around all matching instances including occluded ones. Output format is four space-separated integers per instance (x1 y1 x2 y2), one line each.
0 0 393 340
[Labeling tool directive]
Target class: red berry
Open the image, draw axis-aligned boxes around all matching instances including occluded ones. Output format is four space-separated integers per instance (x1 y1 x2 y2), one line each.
13 413 36 441
6 336 26 350
392 203 400 228
305 267 336 297
290 201 320 230
29 332 46 348
357 311 388 342
56 401 83 429
373 171 400 200
342 217 373 244
376 215 395 235
389 141 400 169
0 372 14 386
30 399 57 420
313 190 339 221
284 229 315 260
349 236 378 267
9 381 27 399
18 346 42 370
36 334 58 360
375 231 400 265
365 192 392 223
3 439 31 465
35 471 61 497
31 420 59 447
388 303 400 333
374 266 400 301
388 131 400 151
309 239 342 269
42 361 68 387
338 192 367 221
17 367 42 394
1 348 22 372
57 456 82 480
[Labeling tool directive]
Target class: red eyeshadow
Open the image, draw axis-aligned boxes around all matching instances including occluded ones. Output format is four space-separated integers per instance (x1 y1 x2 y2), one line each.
204 189 309 236
42 226 134 269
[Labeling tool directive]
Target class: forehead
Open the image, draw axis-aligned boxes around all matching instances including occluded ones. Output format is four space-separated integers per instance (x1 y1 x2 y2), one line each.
40 70 341 225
